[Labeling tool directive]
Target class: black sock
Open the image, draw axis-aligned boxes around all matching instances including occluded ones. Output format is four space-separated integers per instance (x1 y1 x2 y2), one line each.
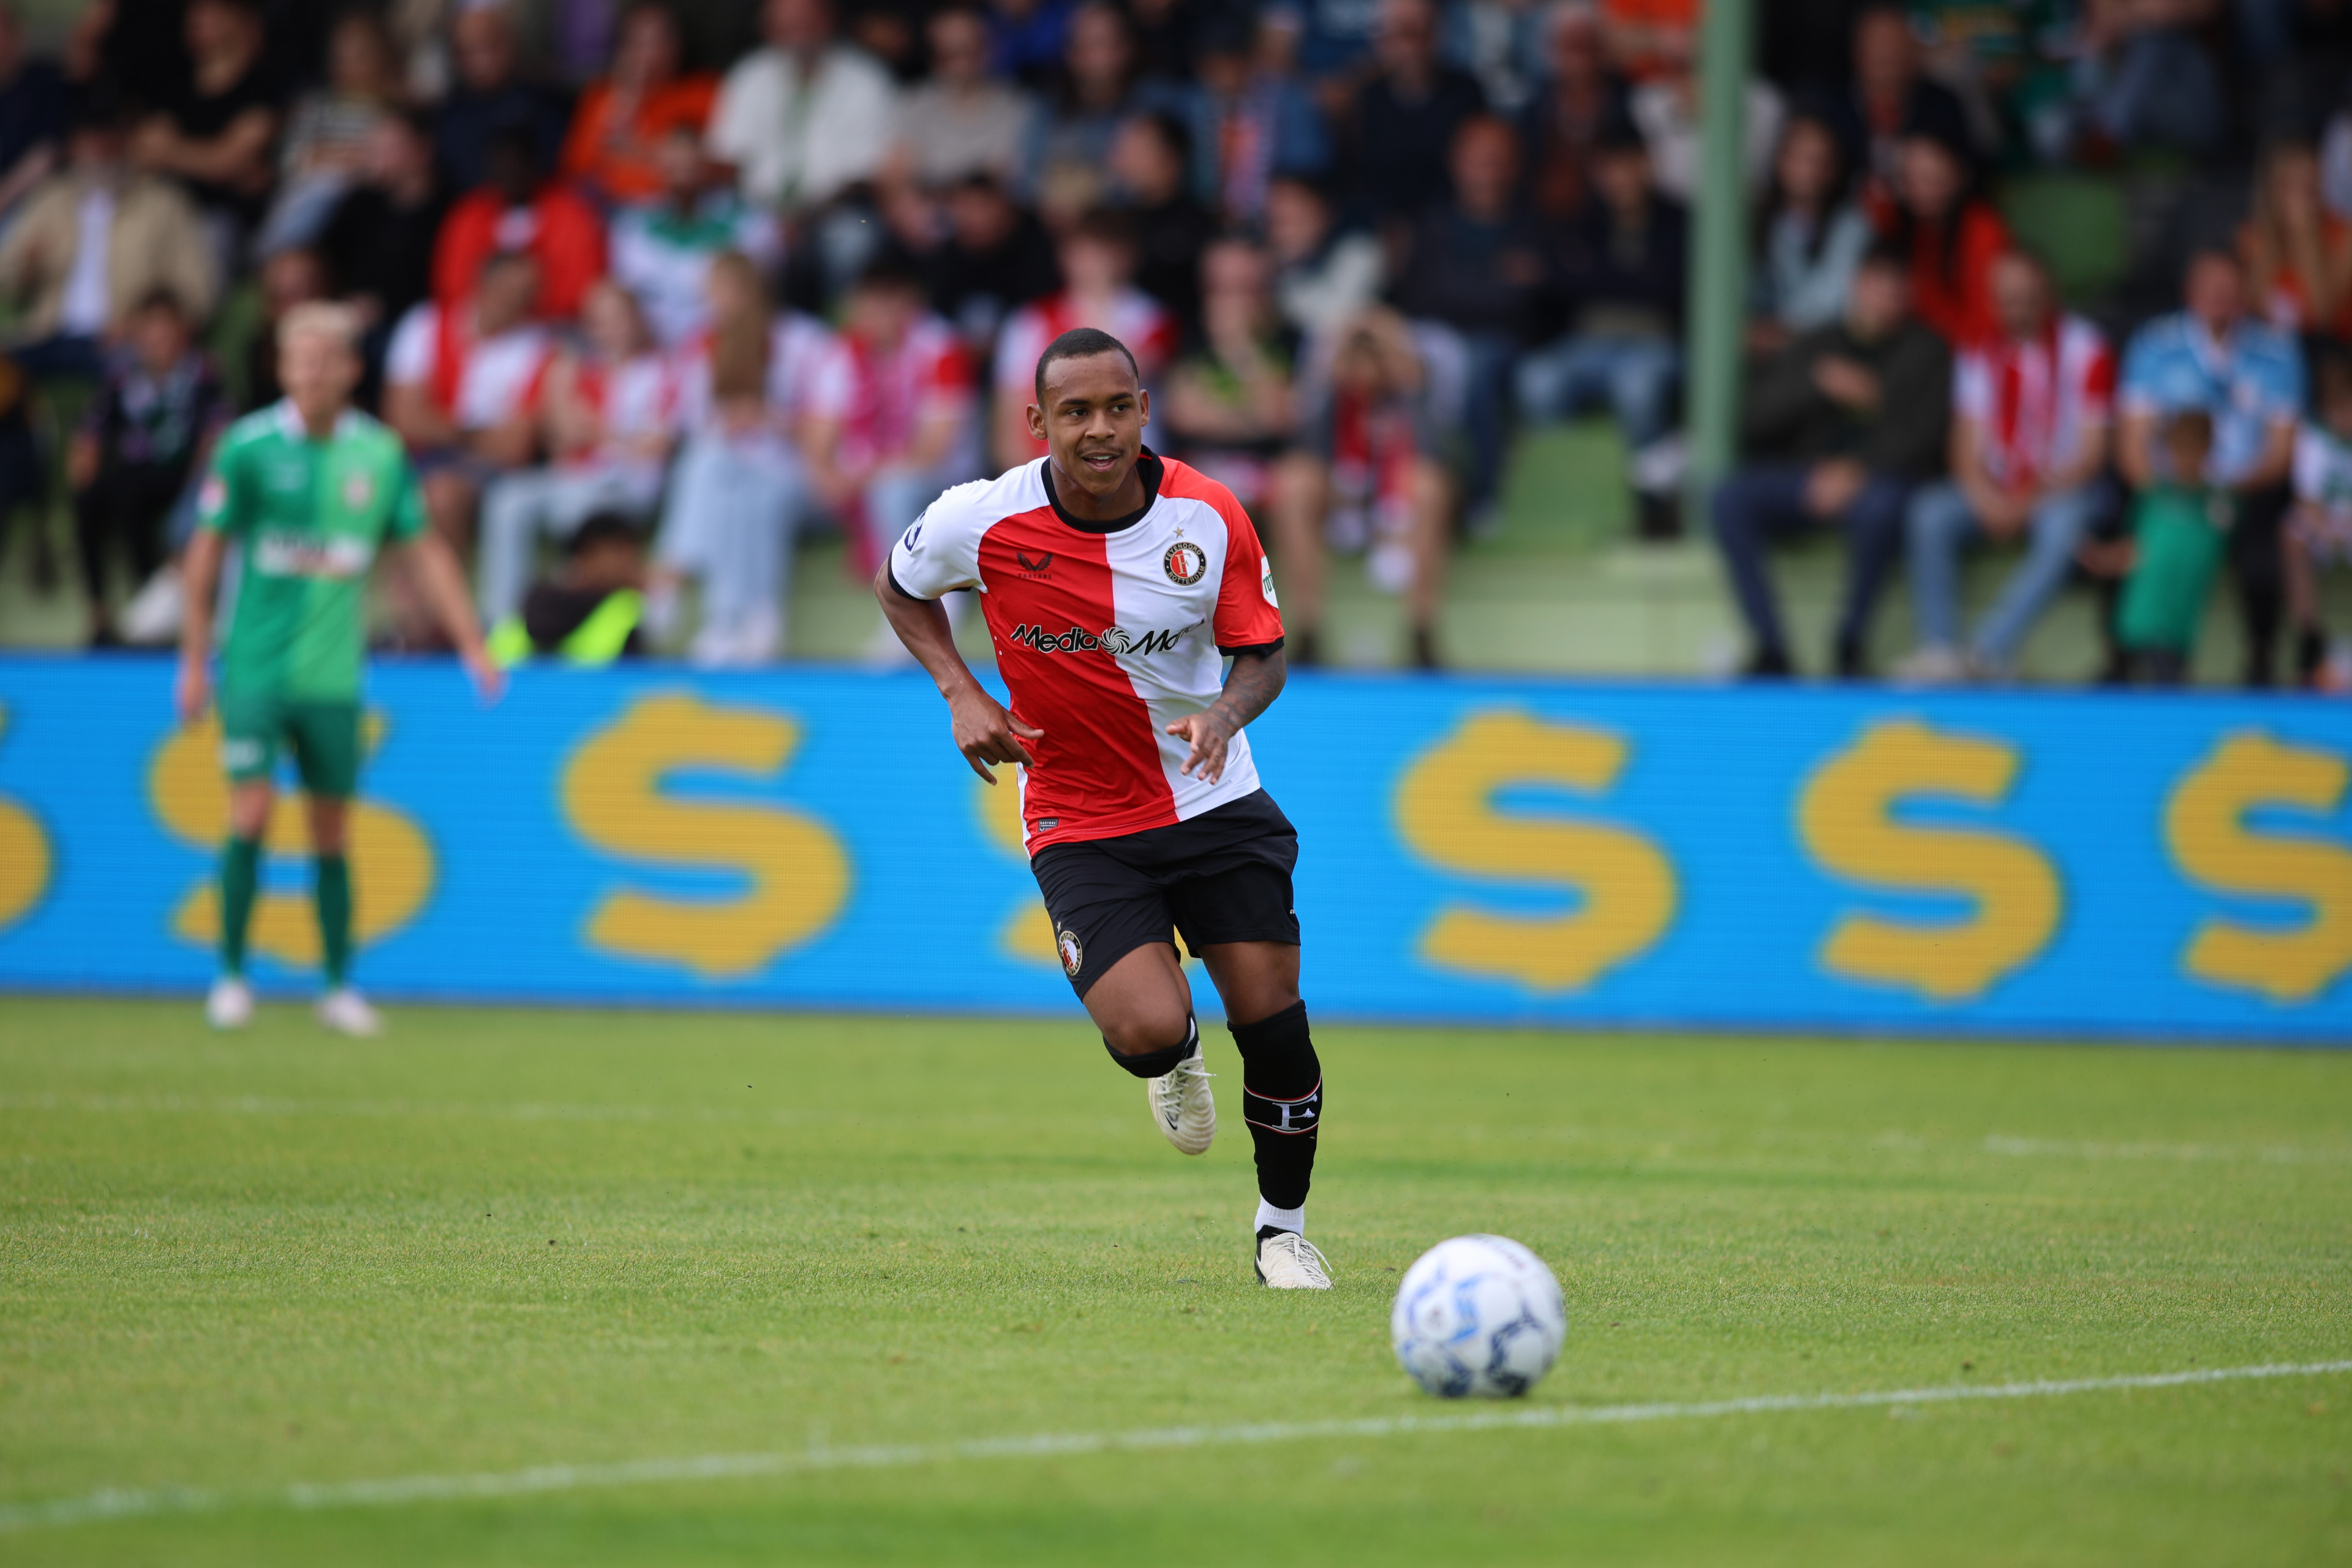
1231 1000 1319 1210
1104 1014 1196 1079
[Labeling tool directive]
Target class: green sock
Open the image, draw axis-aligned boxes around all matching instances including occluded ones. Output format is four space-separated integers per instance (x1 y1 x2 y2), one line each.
219 837 260 976
316 854 353 988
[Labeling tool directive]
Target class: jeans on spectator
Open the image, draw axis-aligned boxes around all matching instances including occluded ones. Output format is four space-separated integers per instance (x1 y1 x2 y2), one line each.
9 333 105 383
77 458 186 608
1906 480 2108 668
1457 328 1520 516
1710 464 1910 664
657 429 812 664
478 462 665 622
1513 334 1681 451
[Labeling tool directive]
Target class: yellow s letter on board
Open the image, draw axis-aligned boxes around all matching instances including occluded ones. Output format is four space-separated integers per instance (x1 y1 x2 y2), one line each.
1798 720 2060 1001
975 769 1061 965
1395 710 1675 991
0 707 51 929
151 713 434 963
2165 731 2352 1002
561 692 849 978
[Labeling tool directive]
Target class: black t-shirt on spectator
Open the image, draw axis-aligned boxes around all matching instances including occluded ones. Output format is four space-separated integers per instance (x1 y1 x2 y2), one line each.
0 61 66 184
318 185 447 337
926 211 1060 349
162 58 283 219
1388 201 1548 340
1547 191 1688 336
1351 68 1486 222
1129 192 1210 332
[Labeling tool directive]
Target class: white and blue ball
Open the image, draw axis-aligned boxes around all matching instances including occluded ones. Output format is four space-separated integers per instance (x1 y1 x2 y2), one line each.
1390 1235 1567 1398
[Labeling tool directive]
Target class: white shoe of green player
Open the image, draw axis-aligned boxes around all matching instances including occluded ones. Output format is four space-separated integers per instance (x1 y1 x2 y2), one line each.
1146 1042 1216 1155
317 987 383 1038
1254 1230 1332 1289
205 976 253 1030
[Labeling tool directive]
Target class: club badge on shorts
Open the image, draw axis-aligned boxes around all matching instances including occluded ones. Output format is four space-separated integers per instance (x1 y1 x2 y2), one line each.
1163 541 1207 586
1057 927 1085 978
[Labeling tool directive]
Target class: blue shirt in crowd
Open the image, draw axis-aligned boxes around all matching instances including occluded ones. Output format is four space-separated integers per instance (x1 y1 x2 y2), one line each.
2118 311 2305 484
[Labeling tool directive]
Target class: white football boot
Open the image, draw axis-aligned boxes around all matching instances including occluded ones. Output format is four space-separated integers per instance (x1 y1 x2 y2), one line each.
1254 1231 1332 1289
205 976 254 1030
317 987 385 1038
1145 1041 1216 1155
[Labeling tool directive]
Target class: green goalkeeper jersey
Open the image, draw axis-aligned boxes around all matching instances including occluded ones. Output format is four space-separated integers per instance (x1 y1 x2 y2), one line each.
198 401 426 701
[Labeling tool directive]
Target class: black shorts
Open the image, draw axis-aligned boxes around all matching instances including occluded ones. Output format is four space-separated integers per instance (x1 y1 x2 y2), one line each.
1030 789 1301 997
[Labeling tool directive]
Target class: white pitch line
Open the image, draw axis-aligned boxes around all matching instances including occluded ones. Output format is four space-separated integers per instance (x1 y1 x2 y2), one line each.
3 1359 2345 1536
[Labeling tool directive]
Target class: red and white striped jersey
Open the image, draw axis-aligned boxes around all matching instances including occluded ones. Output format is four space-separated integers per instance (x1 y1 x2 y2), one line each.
805 312 974 468
1953 314 2114 489
562 350 684 469
889 452 1286 853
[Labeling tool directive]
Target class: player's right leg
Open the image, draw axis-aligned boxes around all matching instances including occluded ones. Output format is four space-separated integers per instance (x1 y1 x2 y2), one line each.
288 703 380 1038
206 688 284 1028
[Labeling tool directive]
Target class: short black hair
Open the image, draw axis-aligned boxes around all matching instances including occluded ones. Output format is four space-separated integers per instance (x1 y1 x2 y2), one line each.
568 511 644 557
856 249 927 296
1035 327 1140 403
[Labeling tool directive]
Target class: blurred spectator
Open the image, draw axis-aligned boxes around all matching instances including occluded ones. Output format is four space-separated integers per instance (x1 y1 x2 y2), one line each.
1842 4 1974 208
991 209 1175 469
892 6 1036 189
988 0 1074 86
2114 407 2230 685
708 0 899 214
2288 350 2352 686
560 2 718 207
0 3 70 223
1185 11 1332 222
130 0 282 260
1885 125 2007 345
385 248 552 552
2239 138 2352 337
1625 23 1783 203
1751 110 1871 350
803 254 978 598
1517 1 1629 220
1346 0 1486 225
1898 251 2115 686
1266 171 1382 339
1516 121 1686 537
1162 232 1299 508
610 123 778 346
1387 113 1545 525
255 11 400 257
486 510 652 665
2116 250 2304 686
1108 111 1208 330
433 126 608 320
1272 307 1452 666
655 250 831 665
1030 1 1146 216
1292 0 1384 82
434 4 565 197
243 244 327 410
926 172 1059 358
1444 0 1545 117
318 110 445 391
0 97 217 382
1712 244 1951 679
1128 0 1207 86
478 279 678 620
69 287 227 646
1598 0 1694 81
2068 0 2226 163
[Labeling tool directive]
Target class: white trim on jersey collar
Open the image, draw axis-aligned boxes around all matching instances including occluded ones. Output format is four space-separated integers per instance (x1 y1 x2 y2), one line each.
270 399 366 443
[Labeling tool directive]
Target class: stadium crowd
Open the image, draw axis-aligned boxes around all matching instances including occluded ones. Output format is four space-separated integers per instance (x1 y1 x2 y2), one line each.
6 0 2352 682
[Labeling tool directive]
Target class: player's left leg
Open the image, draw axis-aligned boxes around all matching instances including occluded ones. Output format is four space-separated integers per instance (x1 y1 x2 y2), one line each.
1198 940 1329 1289
288 702 380 1037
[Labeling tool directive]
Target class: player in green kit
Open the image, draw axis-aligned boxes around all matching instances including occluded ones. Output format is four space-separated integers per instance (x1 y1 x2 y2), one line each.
175 303 499 1035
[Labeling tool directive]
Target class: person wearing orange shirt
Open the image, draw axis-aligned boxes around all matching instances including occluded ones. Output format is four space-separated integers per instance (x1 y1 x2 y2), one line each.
559 2 717 207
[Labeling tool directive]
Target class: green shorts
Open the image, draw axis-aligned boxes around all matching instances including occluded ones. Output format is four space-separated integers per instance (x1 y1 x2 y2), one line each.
217 688 362 797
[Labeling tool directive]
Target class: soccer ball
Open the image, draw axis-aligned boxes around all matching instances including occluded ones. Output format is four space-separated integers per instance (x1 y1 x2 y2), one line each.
1390 1235 1567 1398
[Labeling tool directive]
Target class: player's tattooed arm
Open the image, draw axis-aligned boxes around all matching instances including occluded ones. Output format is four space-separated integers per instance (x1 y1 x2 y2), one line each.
1169 647 1286 784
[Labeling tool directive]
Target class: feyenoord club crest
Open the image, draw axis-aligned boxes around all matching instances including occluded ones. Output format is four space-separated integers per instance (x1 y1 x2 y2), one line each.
1057 927 1085 978
1163 541 1208 585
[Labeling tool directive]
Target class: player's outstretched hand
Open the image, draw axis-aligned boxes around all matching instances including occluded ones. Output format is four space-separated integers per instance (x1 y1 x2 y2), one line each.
174 655 210 726
1167 710 1237 784
949 684 1042 783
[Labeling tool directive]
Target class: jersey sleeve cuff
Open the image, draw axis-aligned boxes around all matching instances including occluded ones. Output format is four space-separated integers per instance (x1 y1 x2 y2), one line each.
1217 636 1286 658
884 561 933 602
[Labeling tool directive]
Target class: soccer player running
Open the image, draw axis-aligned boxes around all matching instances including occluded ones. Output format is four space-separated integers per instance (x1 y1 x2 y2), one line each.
175 303 500 1036
875 328 1330 1289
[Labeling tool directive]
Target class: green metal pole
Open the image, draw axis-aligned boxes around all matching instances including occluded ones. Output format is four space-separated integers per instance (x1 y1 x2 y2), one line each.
1684 0 1752 528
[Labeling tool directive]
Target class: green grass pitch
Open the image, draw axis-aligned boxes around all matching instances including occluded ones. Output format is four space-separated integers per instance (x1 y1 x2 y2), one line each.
2 998 2349 1565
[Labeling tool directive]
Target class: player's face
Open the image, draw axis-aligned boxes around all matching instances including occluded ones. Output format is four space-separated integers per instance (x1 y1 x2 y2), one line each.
1031 352 1149 502
279 328 360 420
